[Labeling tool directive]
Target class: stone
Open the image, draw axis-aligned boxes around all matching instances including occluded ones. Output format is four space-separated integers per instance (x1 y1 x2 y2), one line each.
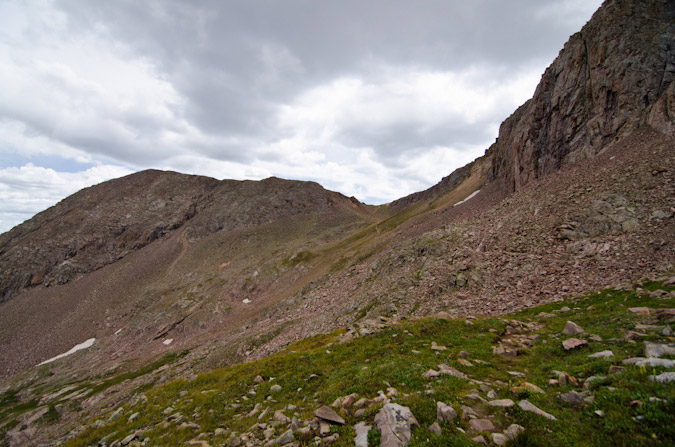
588 350 614 358
313 406 345 425
422 369 440 378
431 341 447 351
324 433 340 443
269 384 282 392
128 412 139 422
522 382 545 394
319 421 331 436
274 410 290 424
562 338 588 351
651 372 675 383
562 321 584 335
488 399 515 408
254 375 265 384
656 309 675 322
121 433 137 446
354 422 370 447
461 405 479 420
491 433 509 446
438 364 468 379
187 441 211 447
374 403 418 447
471 435 488 445
436 401 458 423
623 357 675 368
274 429 294 445
469 419 496 432
458 358 474 367
504 424 525 440
428 422 442 436
557 391 584 406
517 400 557 421
458 351 471 358
589 336 603 342
628 307 652 316
644 341 675 358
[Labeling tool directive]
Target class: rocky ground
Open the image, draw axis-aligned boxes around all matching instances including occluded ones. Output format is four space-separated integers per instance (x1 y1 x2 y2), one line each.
6 276 670 446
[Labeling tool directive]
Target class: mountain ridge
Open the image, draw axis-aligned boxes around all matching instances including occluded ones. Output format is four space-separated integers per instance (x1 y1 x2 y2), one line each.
1 0 674 445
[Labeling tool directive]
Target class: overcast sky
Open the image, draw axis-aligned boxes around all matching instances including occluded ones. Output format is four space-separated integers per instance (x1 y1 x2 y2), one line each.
0 0 603 233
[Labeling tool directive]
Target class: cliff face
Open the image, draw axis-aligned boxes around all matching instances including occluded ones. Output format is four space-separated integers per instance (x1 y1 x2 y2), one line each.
491 0 675 191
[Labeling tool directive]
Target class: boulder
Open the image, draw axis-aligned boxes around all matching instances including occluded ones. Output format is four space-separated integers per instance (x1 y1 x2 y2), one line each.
436 401 458 423
354 422 370 447
374 403 418 447
562 321 584 335
469 419 496 432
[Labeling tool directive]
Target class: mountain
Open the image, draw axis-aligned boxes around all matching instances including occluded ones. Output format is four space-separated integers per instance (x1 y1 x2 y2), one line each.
0 0 674 445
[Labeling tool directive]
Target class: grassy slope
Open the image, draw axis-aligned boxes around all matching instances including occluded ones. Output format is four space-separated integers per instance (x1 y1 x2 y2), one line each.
53 279 674 447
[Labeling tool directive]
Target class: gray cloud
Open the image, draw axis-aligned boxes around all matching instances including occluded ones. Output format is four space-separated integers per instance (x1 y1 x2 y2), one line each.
0 0 603 232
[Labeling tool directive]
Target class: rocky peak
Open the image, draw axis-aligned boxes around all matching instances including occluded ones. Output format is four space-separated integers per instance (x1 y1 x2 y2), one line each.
0 170 369 303
490 0 675 191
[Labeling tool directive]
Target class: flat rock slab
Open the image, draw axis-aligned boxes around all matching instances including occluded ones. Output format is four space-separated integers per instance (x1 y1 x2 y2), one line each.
374 403 418 447
314 406 345 425
562 338 588 351
518 400 557 421
488 399 515 408
644 341 675 358
588 350 614 358
422 369 440 378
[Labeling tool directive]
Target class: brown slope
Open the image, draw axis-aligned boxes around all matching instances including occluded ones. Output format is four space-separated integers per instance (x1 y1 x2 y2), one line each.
0 174 377 380
0 172 375 304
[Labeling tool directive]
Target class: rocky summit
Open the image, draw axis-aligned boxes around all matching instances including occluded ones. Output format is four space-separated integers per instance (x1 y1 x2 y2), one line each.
1 0 674 446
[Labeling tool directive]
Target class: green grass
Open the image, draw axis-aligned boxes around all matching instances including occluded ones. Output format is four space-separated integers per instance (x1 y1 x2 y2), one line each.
14 279 675 447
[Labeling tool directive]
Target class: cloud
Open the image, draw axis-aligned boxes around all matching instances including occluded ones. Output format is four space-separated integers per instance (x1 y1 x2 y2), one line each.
0 164 134 232
0 0 604 232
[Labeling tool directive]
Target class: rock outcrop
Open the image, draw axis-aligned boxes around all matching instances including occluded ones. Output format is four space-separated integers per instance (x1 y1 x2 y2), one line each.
489 0 675 191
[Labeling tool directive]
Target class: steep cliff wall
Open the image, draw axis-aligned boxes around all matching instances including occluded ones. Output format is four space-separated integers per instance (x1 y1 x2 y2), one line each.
490 0 675 191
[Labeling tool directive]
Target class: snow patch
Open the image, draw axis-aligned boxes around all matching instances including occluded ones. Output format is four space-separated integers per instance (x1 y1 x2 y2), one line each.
163 338 173 345
242 298 251 304
453 190 481 207
38 338 95 366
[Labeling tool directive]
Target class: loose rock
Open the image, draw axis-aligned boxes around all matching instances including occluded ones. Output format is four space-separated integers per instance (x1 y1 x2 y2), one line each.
313 406 345 425
562 321 584 335
374 403 418 447
562 338 588 351
517 400 557 420
436 401 458 423
469 419 496 432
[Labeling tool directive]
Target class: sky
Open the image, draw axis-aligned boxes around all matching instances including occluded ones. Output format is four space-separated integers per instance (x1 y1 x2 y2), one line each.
0 0 603 233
